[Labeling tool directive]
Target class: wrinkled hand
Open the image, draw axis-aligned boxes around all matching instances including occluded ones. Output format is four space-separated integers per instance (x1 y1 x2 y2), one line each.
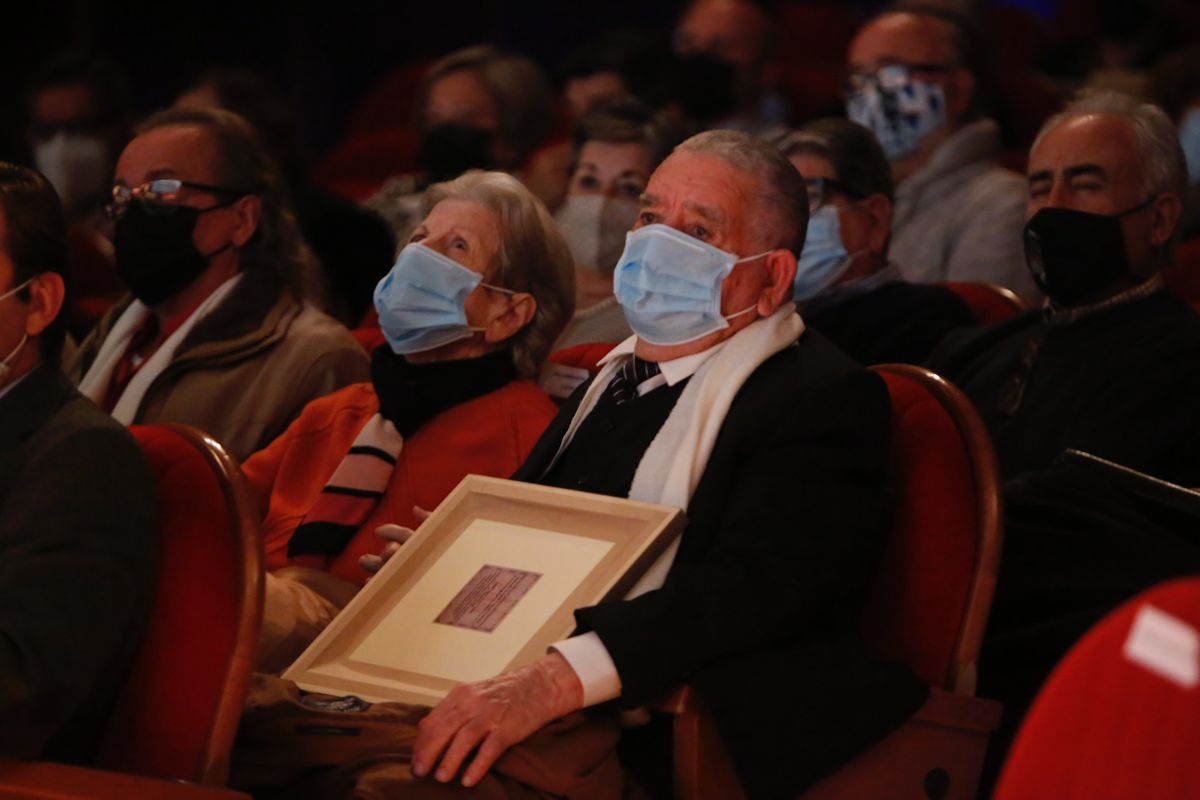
412 652 584 787
359 505 430 576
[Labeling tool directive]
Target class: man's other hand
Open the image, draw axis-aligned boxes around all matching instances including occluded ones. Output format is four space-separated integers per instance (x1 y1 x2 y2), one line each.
412 651 585 787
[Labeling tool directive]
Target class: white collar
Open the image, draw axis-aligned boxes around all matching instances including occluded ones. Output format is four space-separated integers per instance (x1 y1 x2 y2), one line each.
598 334 731 388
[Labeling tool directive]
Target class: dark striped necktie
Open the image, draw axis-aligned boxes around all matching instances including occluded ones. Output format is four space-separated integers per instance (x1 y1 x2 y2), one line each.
606 357 662 405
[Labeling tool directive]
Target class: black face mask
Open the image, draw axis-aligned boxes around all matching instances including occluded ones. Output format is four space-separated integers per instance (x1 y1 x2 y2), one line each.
1023 199 1154 307
674 53 740 123
113 200 232 307
417 123 496 184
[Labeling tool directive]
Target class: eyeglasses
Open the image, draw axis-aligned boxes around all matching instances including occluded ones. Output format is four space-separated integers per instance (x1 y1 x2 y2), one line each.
804 177 860 212
106 178 245 219
844 62 954 96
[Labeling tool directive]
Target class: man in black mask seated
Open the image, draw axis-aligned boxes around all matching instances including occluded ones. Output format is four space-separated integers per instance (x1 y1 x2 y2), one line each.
672 0 788 138
931 90 1200 487
67 106 367 459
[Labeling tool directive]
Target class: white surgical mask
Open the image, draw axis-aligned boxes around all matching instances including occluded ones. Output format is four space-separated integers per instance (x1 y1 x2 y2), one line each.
34 132 109 213
554 194 641 274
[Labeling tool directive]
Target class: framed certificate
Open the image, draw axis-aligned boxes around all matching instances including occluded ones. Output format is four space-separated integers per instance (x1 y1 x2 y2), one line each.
283 475 685 705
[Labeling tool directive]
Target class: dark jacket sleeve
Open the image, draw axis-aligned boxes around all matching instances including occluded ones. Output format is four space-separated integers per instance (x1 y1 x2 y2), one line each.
575 356 894 705
0 417 156 759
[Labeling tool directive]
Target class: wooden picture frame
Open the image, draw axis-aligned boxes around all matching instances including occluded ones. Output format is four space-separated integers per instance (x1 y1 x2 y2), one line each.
283 475 685 705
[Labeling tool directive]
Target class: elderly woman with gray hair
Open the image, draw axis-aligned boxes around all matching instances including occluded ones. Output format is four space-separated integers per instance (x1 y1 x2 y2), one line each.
244 170 574 670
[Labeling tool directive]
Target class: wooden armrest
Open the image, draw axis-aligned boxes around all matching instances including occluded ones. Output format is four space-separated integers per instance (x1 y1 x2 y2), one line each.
0 760 251 799
649 684 699 715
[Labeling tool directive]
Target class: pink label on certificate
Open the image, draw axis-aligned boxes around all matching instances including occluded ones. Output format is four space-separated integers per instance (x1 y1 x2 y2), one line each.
434 565 542 633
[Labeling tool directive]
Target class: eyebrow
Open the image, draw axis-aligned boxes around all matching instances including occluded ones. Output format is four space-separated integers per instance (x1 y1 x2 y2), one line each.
682 199 724 223
1028 164 1107 184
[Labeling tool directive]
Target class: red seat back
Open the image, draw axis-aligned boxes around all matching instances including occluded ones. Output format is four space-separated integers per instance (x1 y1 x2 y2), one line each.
1164 236 1200 309
995 577 1200 799
863 365 1003 692
939 281 1030 326
313 127 420 202
97 425 263 786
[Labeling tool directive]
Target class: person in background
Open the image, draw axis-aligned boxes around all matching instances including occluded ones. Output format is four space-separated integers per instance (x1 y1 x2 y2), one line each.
68 107 368 460
845 3 1037 302
931 90 1200 486
1148 45 1200 241
176 67 396 326
366 46 556 242
552 99 682 352
25 51 131 233
779 118 973 365
673 0 787 137
244 170 573 672
0 162 155 763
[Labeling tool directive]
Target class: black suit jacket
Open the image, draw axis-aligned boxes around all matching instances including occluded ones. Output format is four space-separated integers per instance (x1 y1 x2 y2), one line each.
514 330 927 798
0 364 156 761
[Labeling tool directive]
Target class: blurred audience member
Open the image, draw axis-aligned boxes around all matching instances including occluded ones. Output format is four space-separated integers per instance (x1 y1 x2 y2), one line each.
25 51 131 231
932 90 1200 485
1148 45 1200 241
673 0 787 137
68 107 368 459
176 67 395 325
846 4 1037 301
366 46 555 242
780 119 973 365
558 30 676 121
0 163 155 763
553 100 682 352
246 171 573 671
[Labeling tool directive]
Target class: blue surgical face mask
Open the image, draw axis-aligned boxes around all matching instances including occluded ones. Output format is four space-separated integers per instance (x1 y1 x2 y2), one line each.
846 68 946 161
373 243 513 355
612 224 765 346
795 205 856 301
1180 107 1200 185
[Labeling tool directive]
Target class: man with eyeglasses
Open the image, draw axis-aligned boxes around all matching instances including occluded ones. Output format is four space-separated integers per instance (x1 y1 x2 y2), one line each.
66 106 367 460
845 4 1036 303
0 162 156 762
778 118 974 365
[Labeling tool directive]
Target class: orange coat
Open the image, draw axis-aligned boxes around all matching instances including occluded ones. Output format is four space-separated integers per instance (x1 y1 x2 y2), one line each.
243 380 558 586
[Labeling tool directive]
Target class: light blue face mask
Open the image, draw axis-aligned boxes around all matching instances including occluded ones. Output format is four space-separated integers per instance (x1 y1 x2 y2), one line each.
795 205 855 301
373 243 513 355
846 68 946 161
1180 107 1200 185
612 224 764 346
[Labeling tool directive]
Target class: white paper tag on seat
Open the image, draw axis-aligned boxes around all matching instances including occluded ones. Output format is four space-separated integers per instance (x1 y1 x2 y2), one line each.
540 363 592 399
1122 604 1200 689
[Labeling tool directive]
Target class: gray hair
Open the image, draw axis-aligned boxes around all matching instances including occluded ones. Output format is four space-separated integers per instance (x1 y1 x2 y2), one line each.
675 129 809 255
422 46 555 166
778 118 895 202
424 170 575 378
1034 89 1188 202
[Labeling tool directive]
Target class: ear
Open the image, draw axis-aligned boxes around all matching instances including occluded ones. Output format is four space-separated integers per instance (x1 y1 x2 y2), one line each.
944 68 975 121
757 249 798 313
1149 192 1183 248
230 194 263 248
24 271 65 338
861 193 893 255
482 292 538 345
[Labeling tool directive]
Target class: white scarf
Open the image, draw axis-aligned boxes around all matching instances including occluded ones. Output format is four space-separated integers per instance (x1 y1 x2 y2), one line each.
78 275 243 424
550 305 806 597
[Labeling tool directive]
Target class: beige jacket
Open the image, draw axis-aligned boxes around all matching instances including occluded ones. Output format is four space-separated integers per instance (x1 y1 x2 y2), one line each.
68 272 369 460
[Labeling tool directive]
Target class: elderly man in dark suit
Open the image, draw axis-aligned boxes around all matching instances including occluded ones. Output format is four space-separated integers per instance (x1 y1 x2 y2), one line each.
0 163 155 761
398 131 925 798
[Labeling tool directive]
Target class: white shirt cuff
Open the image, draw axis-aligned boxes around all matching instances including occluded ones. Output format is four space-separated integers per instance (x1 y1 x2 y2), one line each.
550 632 622 707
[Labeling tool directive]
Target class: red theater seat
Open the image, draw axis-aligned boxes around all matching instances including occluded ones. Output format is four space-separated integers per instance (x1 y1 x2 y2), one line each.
940 281 1029 325
995 577 1200 799
313 127 419 203
660 364 1004 800
96 424 263 787
1164 236 1200 309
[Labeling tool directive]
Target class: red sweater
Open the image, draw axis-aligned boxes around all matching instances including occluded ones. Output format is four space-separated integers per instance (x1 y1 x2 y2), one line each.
243 380 557 586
